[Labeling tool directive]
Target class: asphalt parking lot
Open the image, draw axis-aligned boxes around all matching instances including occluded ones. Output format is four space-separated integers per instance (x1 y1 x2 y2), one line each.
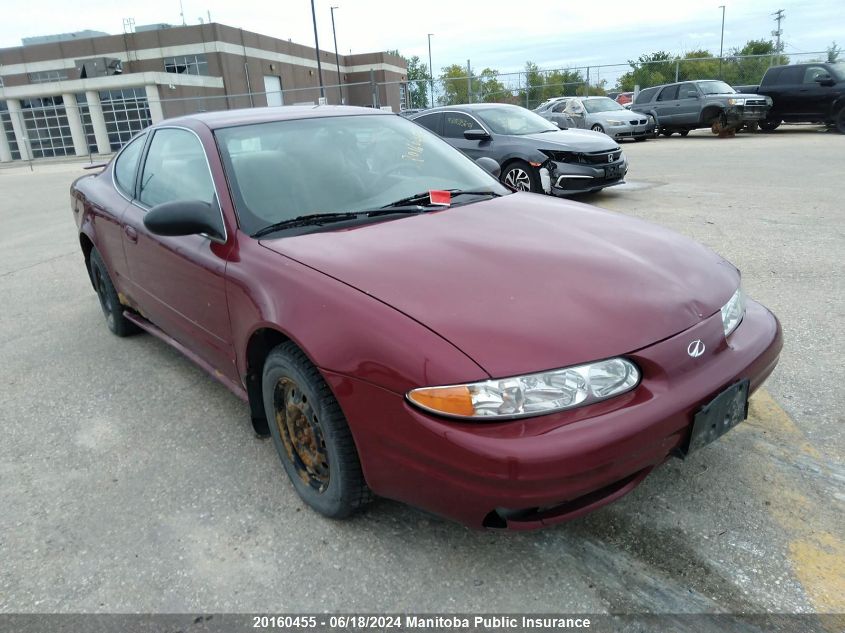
1 125 843 617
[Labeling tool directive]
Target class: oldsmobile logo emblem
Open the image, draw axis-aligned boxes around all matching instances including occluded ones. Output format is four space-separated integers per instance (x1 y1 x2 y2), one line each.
687 339 706 358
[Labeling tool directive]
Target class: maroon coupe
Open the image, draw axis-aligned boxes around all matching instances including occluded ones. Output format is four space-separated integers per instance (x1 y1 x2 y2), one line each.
71 106 782 529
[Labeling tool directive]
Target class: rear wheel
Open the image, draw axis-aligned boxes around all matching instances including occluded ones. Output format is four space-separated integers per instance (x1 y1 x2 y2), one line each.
679 130 690 137
759 117 782 132
501 160 541 193
89 249 139 337
661 129 673 137
263 341 371 519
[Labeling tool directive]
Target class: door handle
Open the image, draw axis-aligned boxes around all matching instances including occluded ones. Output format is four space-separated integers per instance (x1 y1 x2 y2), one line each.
124 226 138 243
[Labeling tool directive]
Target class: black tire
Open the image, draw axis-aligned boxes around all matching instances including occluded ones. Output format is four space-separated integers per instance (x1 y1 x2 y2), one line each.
679 130 690 137
661 129 673 137
634 136 648 142
759 117 782 132
89 249 139 337
501 160 541 193
835 108 845 134
262 341 371 519
590 123 605 134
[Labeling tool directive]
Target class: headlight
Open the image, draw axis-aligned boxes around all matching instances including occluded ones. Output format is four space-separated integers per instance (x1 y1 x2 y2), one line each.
721 287 746 337
606 119 626 126
407 358 640 420
727 98 745 106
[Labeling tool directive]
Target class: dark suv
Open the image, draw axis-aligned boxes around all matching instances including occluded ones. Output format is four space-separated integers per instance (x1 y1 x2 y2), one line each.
631 80 772 136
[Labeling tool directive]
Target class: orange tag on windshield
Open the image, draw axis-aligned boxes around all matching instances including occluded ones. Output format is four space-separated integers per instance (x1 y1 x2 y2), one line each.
429 190 452 206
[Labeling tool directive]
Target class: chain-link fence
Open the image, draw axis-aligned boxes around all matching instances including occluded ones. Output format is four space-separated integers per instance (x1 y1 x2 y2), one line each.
398 50 833 111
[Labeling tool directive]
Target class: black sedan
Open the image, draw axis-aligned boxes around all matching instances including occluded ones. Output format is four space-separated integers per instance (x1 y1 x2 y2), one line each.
410 103 626 195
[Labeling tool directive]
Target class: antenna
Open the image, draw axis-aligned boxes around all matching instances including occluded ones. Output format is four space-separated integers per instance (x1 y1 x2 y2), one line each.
772 9 785 52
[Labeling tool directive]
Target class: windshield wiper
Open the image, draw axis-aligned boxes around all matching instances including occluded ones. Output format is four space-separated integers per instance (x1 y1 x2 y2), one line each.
378 189 503 209
252 212 360 238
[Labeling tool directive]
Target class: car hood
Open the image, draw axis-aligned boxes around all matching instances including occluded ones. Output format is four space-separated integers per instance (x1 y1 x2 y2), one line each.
520 128 617 152
261 194 739 378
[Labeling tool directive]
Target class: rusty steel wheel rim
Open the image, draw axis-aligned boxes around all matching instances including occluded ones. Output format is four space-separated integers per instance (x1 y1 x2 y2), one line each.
273 377 330 492
92 264 115 329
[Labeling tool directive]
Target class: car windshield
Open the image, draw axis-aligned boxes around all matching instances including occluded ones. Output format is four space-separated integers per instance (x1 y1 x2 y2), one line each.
215 114 508 235
698 81 736 95
829 62 845 80
473 105 558 135
582 98 626 113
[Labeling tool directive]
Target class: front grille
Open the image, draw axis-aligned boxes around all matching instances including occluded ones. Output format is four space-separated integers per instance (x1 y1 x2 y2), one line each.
746 99 768 106
579 150 622 164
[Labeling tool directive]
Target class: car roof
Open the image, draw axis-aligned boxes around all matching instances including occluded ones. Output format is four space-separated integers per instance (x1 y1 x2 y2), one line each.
412 103 528 115
160 105 391 130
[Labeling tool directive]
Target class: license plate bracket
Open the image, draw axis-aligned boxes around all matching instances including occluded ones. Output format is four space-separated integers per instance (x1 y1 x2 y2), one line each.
680 379 750 457
605 164 621 178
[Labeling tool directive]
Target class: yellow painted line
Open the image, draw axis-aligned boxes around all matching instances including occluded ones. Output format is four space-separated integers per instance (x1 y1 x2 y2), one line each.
744 389 845 615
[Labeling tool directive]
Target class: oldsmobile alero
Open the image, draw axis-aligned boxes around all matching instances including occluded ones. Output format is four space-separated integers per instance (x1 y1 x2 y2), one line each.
70 105 782 530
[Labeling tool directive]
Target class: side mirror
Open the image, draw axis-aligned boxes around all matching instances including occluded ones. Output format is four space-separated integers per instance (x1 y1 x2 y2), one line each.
475 156 500 178
816 75 835 87
464 128 490 141
556 121 567 129
144 199 223 240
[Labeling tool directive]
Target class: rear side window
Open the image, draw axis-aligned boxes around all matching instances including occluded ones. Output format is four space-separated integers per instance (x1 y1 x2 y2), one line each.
634 87 658 104
778 66 803 84
139 128 215 208
113 134 146 196
657 85 679 101
413 113 442 135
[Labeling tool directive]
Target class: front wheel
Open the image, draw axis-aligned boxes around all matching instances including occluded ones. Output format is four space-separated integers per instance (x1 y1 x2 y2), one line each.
501 160 541 193
679 130 690 137
590 123 605 134
263 341 371 519
661 130 673 137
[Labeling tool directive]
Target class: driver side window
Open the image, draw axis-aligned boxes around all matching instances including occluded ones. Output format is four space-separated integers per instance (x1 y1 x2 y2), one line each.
139 128 215 208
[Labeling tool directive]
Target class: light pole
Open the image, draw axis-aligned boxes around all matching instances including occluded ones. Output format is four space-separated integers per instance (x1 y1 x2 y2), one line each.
427 33 434 108
719 5 726 79
310 0 325 99
330 6 342 103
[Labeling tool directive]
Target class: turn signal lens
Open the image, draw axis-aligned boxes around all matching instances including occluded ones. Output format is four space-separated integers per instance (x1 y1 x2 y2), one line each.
407 358 640 421
407 385 474 417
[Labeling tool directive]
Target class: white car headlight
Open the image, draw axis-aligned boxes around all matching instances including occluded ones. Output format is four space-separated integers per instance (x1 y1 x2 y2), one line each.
727 98 745 106
721 287 746 337
407 358 640 420
606 119 626 126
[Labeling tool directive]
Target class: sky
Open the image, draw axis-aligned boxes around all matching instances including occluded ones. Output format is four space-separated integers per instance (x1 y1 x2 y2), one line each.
1 0 843 84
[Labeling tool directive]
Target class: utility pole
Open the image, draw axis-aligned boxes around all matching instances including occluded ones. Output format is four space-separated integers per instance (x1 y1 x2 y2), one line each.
772 9 785 53
427 34 434 108
330 6 342 104
310 0 325 99
467 59 472 103
719 5 726 79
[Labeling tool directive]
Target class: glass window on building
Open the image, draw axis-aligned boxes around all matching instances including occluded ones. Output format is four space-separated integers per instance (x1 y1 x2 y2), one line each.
20 96 75 158
0 101 22 160
74 93 99 154
27 69 69 83
164 54 209 76
99 88 153 151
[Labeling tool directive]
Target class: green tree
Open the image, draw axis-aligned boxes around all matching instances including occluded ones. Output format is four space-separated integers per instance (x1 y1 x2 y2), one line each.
405 55 432 109
723 40 788 86
676 49 720 81
438 64 472 105
476 68 508 102
523 61 546 108
616 51 675 91
543 69 584 97
827 42 841 63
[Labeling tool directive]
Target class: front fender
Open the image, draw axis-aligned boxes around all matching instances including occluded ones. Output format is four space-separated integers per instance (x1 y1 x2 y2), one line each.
227 237 490 396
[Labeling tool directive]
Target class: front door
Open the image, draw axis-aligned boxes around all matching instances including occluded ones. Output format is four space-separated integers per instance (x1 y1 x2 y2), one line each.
441 112 489 159
653 84 680 125
675 83 701 126
122 126 237 381
799 65 836 119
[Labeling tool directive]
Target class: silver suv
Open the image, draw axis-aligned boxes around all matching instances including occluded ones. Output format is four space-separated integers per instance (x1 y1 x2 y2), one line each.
630 80 772 136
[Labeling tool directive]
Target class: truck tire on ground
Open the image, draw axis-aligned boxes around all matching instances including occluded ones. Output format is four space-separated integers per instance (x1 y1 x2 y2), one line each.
836 108 845 134
760 118 782 132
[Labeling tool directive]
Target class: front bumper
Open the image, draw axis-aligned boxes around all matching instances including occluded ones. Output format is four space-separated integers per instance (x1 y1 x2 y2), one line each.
730 103 771 123
607 120 651 140
547 157 628 195
324 299 782 530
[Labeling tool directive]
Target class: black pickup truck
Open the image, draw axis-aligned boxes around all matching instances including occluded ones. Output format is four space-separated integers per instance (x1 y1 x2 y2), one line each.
735 62 845 132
